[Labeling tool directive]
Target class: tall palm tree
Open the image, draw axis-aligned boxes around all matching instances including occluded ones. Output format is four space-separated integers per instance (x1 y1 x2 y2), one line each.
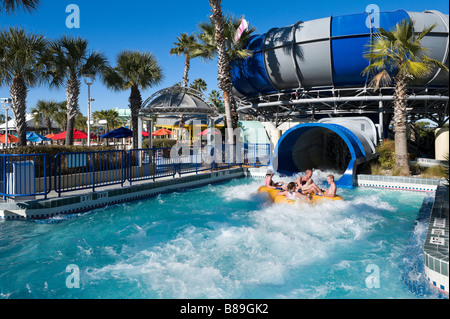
44 36 108 145
170 33 199 141
169 33 199 87
30 99 59 134
0 27 47 146
103 50 163 148
0 0 39 14
201 4 255 141
363 19 448 175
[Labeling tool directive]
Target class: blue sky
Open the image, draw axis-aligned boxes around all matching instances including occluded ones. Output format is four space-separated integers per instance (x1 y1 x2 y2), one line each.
0 0 448 116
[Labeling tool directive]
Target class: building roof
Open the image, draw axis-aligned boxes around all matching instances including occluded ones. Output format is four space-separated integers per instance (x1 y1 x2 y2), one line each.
140 86 218 117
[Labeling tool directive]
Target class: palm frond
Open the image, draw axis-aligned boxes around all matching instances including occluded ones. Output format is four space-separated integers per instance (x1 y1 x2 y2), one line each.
422 56 449 73
0 0 39 14
367 70 392 91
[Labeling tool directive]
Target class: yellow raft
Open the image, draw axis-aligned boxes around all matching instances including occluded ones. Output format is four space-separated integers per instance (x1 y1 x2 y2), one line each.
257 186 343 205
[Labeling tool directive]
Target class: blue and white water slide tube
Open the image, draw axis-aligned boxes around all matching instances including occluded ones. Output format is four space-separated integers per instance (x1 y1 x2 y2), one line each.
231 9 448 187
269 118 378 187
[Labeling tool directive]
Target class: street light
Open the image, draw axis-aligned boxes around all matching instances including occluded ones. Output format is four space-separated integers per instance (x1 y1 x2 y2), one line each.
83 73 95 146
1 98 12 149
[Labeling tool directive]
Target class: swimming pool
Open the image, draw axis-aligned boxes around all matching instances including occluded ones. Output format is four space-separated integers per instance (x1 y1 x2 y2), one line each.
0 176 444 299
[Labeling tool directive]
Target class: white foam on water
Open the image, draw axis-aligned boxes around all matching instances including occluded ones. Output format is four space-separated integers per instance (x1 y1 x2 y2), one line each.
221 180 266 202
84 180 393 298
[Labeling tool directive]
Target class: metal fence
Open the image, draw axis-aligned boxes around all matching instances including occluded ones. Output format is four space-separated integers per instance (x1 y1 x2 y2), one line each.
1 143 271 199
0 153 52 199
54 150 126 196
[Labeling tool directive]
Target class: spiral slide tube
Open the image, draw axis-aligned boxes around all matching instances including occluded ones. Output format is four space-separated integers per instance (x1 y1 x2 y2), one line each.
231 10 449 97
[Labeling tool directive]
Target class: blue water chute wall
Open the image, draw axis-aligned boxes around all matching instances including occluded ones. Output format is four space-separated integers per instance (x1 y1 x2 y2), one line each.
270 123 369 187
231 10 449 96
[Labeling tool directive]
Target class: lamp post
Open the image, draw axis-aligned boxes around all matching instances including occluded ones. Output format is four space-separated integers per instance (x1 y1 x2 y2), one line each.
83 73 95 146
1 98 12 149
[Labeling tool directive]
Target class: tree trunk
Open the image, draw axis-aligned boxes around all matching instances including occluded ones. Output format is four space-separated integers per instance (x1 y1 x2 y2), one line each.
65 75 80 146
393 72 411 175
129 85 142 149
10 75 28 147
209 0 234 145
183 53 190 87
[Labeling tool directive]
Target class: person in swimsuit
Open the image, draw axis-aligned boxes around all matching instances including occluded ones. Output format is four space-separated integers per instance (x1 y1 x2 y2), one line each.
265 170 286 190
320 174 337 198
295 169 323 195
278 182 309 201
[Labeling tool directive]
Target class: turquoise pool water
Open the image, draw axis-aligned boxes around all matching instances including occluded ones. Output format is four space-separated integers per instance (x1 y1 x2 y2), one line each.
0 177 443 299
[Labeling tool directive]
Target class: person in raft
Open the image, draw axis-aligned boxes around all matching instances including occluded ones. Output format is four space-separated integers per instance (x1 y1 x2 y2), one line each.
265 170 286 190
278 182 309 201
319 174 337 198
295 169 323 195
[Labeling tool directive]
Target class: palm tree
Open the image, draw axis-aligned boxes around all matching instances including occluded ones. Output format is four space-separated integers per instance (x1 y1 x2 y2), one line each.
0 0 39 14
363 19 448 175
52 101 68 132
169 33 199 87
169 33 199 141
208 90 224 113
74 112 87 132
190 78 207 93
93 109 119 146
44 36 108 145
201 4 255 142
103 50 163 148
93 109 120 132
0 27 47 146
30 100 59 134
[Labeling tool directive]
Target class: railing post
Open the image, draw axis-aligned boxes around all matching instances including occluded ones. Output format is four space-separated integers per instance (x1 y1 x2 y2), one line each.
152 149 156 182
44 155 48 199
2 156 6 201
121 150 124 188
91 152 95 193
57 154 62 198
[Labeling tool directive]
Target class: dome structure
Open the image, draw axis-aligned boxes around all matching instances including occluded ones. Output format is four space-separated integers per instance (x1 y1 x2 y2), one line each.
140 86 218 116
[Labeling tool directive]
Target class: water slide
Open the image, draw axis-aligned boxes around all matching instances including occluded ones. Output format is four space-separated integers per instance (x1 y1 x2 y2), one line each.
232 9 448 95
269 118 378 187
231 9 449 186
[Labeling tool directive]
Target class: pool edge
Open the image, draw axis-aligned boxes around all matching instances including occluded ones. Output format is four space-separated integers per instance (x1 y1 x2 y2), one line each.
0 167 268 220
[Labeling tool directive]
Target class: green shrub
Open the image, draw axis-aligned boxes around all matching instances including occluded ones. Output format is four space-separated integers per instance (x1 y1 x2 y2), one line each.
376 139 396 169
143 138 177 149
420 165 447 179
0 145 115 157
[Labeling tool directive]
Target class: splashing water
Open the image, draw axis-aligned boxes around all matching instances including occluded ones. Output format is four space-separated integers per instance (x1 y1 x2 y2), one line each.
0 176 440 299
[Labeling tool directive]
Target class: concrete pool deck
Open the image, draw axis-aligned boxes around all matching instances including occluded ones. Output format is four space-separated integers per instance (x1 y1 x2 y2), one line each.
423 185 449 294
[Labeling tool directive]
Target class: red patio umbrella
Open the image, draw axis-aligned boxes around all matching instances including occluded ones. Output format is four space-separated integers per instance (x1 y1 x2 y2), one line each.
152 128 174 136
197 128 220 136
0 134 19 143
50 129 88 140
